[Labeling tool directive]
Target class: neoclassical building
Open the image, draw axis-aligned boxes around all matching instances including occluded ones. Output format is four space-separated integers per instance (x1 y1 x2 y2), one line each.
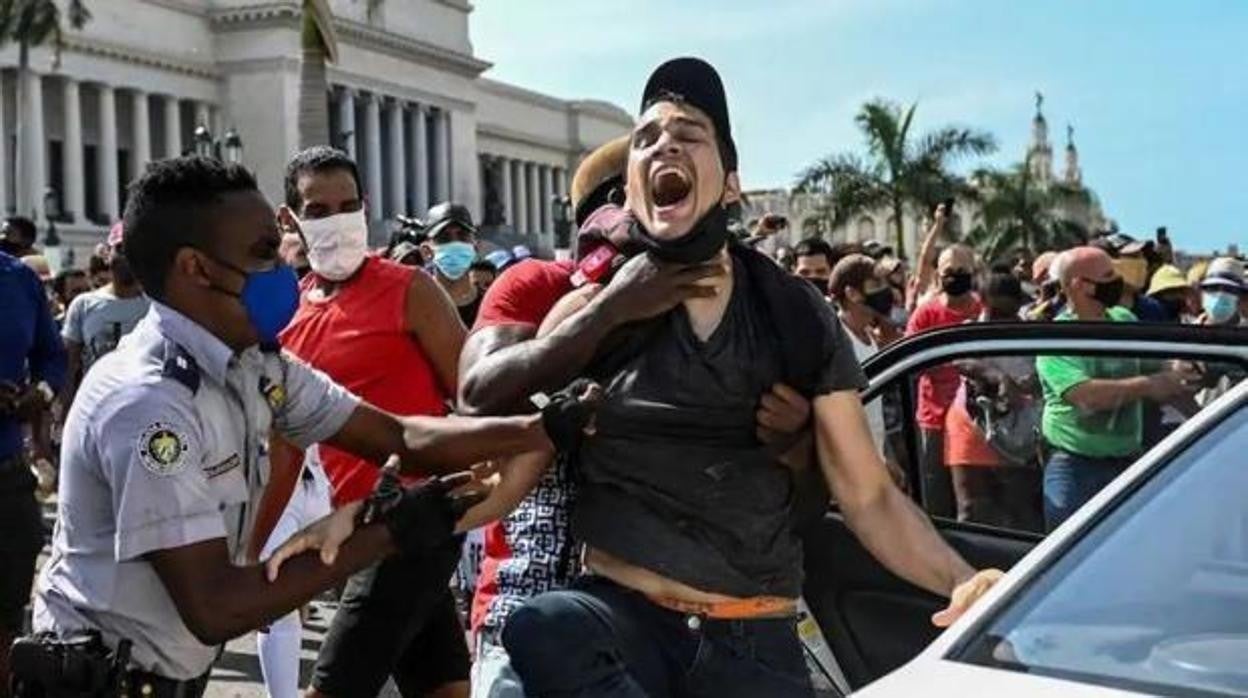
0 0 632 266
743 99 1109 260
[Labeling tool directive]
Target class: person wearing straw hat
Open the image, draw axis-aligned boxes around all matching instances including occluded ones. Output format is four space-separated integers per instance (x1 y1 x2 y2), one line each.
1146 263 1196 323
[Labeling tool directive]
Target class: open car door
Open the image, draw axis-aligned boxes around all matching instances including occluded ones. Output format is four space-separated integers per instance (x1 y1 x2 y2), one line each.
800 321 1248 692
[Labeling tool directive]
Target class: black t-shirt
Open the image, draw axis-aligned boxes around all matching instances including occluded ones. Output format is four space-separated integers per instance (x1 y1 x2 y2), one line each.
457 293 482 327
575 257 865 598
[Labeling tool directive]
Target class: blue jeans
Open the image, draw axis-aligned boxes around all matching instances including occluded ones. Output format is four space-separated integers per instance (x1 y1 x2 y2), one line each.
502 576 814 698
1043 449 1131 531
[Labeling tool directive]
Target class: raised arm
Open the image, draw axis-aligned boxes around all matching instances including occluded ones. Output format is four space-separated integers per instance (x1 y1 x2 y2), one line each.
907 206 947 312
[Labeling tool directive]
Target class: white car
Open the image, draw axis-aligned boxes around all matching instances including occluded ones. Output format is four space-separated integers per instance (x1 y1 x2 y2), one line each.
800 322 1248 697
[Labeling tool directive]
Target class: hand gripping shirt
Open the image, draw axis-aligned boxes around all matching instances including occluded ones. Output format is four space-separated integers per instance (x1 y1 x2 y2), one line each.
33 302 359 680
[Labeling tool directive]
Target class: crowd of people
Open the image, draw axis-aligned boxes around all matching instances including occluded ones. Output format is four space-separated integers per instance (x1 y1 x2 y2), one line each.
760 199 1245 534
0 54 1243 698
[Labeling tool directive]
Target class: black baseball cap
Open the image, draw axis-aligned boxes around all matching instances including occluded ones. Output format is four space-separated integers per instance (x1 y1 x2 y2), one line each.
424 202 477 240
640 57 738 172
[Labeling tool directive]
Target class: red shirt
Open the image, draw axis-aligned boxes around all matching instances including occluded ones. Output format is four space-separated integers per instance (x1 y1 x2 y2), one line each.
906 295 982 430
280 257 449 506
469 259 574 634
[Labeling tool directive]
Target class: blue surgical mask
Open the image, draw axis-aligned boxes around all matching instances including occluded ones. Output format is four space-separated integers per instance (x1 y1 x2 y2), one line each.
433 241 476 281
203 252 301 345
1202 290 1240 324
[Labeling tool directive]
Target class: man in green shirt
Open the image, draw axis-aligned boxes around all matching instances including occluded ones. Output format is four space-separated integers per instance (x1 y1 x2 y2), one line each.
1036 247 1195 530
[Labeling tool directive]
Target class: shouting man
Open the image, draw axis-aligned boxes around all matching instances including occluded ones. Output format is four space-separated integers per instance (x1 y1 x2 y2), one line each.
498 57 1002 698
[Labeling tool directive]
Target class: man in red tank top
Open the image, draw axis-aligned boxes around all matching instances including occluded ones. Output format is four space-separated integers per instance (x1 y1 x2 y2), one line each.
276 147 472 698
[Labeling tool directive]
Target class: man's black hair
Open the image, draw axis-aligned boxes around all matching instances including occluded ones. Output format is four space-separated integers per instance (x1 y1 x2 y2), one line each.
793 237 835 265
469 259 496 274
3 216 37 244
284 146 363 212
122 156 259 301
984 270 1025 303
52 268 86 298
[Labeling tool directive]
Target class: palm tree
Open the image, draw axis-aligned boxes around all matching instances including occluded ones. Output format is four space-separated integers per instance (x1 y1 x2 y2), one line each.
297 0 335 149
794 99 996 257
296 0 384 150
0 0 91 217
962 160 1093 261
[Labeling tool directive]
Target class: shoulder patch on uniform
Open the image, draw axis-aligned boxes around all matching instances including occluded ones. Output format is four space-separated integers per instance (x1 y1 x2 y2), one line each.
162 343 201 394
137 422 191 476
259 375 286 411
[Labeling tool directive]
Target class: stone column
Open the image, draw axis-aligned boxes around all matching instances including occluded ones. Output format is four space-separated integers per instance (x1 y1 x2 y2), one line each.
336 87 356 159
63 78 84 223
19 71 46 220
440 109 453 201
163 95 181 158
553 167 566 198
527 163 541 236
409 104 428 215
410 103 429 215
131 90 151 174
540 165 554 233
363 93 383 221
513 160 528 235
98 85 119 222
498 156 513 228
194 101 211 129
386 98 406 219
429 108 448 204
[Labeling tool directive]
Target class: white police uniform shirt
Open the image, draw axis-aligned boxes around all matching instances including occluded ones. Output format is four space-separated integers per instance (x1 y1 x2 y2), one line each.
34 301 360 680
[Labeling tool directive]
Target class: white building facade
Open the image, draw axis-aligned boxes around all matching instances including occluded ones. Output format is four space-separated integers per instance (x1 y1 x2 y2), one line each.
0 0 633 266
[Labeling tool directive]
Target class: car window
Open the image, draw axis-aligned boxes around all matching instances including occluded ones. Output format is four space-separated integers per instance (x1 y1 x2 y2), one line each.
869 351 1245 535
954 404 1248 696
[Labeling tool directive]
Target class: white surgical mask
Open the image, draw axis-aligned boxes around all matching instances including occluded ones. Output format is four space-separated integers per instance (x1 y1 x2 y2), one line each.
298 209 369 281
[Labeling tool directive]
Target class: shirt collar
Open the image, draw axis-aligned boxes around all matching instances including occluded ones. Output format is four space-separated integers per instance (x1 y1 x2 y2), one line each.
150 301 235 386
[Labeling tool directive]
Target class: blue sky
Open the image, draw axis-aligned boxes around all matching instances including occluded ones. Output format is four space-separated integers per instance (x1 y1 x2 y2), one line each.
472 0 1245 254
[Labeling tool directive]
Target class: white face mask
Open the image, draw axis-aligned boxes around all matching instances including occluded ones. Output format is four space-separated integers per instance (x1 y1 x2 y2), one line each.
298 209 369 281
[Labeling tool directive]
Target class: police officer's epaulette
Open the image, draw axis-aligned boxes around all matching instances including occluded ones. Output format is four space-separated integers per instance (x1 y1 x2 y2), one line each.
162 341 201 394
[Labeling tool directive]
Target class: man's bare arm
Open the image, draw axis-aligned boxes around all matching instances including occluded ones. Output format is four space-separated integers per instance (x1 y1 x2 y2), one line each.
150 525 394 645
1065 368 1193 414
454 451 554 532
458 255 722 415
326 403 551 477
908 207 946 312
405 269 467 399
814 391 974 597
63 341 83 407
457 304 618 416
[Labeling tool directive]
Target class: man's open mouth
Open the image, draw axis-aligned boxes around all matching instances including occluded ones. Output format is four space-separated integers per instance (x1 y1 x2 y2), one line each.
650 166 693 210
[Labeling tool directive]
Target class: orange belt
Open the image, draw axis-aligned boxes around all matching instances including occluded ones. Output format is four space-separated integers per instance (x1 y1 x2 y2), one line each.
647 595 797 620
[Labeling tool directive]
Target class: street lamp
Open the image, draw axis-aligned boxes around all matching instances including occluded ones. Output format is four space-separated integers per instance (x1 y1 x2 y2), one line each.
193 124 214 159
550 194 572 261
191 123 245 164
223 127 243 165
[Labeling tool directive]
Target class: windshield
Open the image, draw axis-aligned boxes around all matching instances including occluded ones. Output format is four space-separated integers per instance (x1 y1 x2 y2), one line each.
956 400 1248 696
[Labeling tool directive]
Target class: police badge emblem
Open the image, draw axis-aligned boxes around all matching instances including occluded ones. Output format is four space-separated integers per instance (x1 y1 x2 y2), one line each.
138 422 190 476
259 376 286 410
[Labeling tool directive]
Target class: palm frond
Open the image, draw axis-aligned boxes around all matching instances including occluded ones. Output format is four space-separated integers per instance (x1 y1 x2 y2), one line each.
856 99 904 170
67 1 91 29
913 126 997 167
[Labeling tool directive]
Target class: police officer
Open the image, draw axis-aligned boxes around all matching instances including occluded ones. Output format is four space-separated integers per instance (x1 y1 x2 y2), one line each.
25 157 580 698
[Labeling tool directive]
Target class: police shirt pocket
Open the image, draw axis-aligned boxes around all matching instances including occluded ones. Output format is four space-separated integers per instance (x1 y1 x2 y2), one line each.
203 453 247 508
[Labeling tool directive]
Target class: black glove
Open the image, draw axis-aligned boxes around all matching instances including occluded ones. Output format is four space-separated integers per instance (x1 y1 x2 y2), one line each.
537 378 600 453
359 468 459 558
